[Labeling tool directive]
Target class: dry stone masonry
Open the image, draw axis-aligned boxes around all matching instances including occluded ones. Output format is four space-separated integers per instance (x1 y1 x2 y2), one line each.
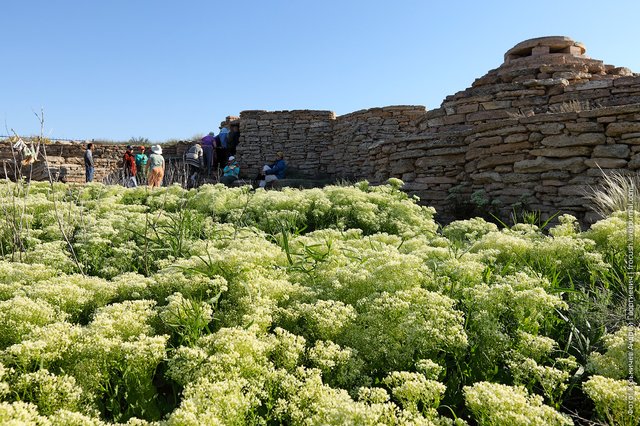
2 36 639 224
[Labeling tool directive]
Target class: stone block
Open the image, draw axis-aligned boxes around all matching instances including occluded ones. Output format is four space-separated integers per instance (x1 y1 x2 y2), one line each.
466 110 513 122
489 141 532 155
414 176 458 184
502 172 540 183
480 101 512 110
584 158 628 168
541 133 605 147
456 104 479 114
469 172 502 183
565 122 604 133
591 144 630 158
468 136 503 150
441 114 466 125
391 159 415 175
558 185 589 196
629 155 640 170
514 157 588 173
527 123 565 135
570 79 613 91
530 147 593 157
476 154 525 170
504 134 529 143
605 122 640 137
415 154 465 169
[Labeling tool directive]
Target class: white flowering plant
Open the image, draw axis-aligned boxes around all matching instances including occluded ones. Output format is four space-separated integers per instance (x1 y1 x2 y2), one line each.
0 180 634 425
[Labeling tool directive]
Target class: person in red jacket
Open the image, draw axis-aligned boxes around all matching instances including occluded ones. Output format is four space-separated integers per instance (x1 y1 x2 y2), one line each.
123 145 138 187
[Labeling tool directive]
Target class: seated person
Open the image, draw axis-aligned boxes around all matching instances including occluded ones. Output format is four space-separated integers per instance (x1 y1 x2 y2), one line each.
258 151 286 188
220 156 240 186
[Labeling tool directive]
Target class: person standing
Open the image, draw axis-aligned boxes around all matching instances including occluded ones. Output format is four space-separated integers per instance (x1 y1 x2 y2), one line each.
200 132 216 177
123 145 138 187
227 123 240 156
84 143 95 183
135 145 148 184
146 145 165 188
217 127 230 169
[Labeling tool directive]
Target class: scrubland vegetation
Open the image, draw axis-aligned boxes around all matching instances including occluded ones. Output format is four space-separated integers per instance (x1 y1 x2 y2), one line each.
0 178 637 425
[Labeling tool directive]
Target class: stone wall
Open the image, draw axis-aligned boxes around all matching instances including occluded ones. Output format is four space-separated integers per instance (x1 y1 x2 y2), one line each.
367 36 640 223
2 36 639 225
0 140 192 183
237 110 335 178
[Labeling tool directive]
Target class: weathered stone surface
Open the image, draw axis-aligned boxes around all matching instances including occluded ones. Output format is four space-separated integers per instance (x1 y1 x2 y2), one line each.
504 134 529 143
584 158 628 168
558 185 589 196
476 154 526 170
480 101 512 110
522 78 569 87
591 144 630 158
629 154 640 170
530 147 593 157
468 136 503 150
489 141 532 155
565 122 604 133
541 133 605 147
470 172 502 183
527 123 565 135
605 122 640 137
391 159 415 175
513 157 588 173
466 110 513 121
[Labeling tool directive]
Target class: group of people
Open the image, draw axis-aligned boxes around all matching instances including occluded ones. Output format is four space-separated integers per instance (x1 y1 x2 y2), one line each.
83 121 287 189
199 123 241 177
121 144 165 188
84 143 165 188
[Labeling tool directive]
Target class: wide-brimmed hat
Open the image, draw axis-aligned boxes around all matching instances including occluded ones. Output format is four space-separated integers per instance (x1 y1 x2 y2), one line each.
151 145 162 155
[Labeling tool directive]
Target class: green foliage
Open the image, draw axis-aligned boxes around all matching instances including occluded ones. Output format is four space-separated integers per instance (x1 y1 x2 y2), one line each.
0 180 634 425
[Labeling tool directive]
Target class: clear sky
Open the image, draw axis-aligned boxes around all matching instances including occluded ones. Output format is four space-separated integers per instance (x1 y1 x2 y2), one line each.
2 0 639 142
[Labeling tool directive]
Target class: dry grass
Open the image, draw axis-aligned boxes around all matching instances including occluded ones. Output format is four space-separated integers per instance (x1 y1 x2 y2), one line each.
585 169 640 217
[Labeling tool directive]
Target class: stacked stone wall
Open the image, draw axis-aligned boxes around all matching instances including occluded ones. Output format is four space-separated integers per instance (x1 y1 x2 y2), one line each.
0 140 191 183
2 37 639 224
237 110 335 178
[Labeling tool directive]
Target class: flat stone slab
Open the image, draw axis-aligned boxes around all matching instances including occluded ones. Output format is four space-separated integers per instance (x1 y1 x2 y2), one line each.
504 36 586 62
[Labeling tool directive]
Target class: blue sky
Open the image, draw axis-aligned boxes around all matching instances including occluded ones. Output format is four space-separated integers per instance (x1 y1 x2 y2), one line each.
2 0 639 142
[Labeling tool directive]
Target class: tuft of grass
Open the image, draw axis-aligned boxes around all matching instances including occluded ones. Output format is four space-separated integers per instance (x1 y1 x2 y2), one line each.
548 100 598 114
585 170 640 217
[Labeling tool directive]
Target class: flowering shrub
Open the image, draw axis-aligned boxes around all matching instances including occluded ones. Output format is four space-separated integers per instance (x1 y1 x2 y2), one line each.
464 382 573 425
583 375 640 426
588 326 640 380
0 181 630 424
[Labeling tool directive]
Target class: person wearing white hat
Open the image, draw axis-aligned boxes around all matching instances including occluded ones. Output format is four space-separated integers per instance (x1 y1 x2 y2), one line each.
146 145 165 188
220 155 240 186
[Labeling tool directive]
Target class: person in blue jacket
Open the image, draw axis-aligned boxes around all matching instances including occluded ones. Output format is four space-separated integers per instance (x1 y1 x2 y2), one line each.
259 151 286 188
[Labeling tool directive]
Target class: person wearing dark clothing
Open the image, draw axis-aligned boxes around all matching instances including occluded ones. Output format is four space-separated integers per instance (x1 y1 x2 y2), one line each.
259 151 286 188
84 143 95 183
123 145 138 187
201 132 216 177
227 123 240 156
216 127 230 170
